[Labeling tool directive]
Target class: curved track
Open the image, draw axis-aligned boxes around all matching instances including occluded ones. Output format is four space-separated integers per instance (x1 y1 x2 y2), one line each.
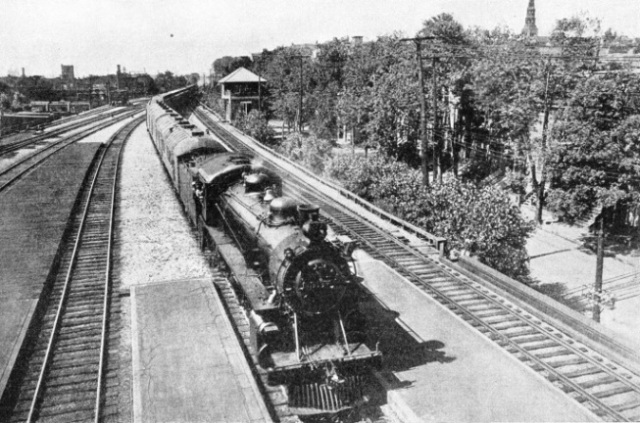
0 108 141 194
4 117 143 423
195 107 640 422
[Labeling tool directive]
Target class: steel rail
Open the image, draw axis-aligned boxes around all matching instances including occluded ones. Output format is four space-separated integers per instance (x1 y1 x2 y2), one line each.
26 139 110 423
94 117 143 423
0 107 136 156
25 116 143 423
0 109 141 193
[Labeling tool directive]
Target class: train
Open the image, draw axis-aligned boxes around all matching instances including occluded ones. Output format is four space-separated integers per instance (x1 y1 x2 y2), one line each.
146 89 382 414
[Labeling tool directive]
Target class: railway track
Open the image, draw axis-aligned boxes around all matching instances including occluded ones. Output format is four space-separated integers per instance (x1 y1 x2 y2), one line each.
0 108 123 156
195 107 640 422
0 108 142 194
2 117 143 423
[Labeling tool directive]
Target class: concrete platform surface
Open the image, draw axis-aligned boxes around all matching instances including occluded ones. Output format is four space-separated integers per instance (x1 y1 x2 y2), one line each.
353 250 600 423
131 278 272 423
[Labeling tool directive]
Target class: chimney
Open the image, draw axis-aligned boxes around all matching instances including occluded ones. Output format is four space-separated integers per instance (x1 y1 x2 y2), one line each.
21 68 25 78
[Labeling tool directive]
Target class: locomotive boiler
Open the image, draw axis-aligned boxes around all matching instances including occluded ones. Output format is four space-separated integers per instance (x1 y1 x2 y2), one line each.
196 152 381 384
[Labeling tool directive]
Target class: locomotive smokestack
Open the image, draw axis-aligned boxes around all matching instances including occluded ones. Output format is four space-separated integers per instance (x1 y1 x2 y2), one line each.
297 204 320 226
299 204 327 242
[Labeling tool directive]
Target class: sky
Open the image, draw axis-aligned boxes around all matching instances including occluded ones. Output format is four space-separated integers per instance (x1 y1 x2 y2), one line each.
1 0 639 78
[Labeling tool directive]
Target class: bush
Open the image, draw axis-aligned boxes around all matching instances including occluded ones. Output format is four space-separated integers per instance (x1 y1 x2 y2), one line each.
326 154 534 281
244 110 276 146
278 132 334 174
503 169 527 196
545 187 595 224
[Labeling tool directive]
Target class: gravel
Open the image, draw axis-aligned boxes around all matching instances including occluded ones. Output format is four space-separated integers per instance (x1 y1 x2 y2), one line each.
117 124 213 286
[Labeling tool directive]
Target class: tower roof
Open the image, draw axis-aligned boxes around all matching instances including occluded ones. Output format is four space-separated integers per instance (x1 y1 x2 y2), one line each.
217 67 266 84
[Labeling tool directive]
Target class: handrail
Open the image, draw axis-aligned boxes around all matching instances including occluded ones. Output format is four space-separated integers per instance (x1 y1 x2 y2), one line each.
197 103 447 255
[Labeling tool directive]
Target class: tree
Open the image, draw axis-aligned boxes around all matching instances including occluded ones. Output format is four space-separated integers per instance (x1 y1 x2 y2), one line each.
417 13 471 183
547 73 640 223
155 71 182 93
278 132 334 174
238 110 276 146
469 20 600 223
188 73 200 85
212 56 252 78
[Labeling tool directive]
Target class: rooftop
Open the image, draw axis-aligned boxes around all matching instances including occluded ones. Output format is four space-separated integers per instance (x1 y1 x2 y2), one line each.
217 67 266 84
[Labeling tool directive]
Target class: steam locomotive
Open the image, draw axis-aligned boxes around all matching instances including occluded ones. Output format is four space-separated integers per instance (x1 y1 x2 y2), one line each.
146 90 381 413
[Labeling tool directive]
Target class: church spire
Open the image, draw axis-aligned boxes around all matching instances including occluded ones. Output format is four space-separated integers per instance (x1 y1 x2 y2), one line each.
522 0 538 37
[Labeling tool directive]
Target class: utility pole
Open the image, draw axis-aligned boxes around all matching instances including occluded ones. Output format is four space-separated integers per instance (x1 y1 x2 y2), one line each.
258 58 262 113
290 54 310 133
88 76 93 108
298 55 304 132
536 62 553 224
415 40 429 187
593 215 605 323
401 36 438 186
432 56 440 184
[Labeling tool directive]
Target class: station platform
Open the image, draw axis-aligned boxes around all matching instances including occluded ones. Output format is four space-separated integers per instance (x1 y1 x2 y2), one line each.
130 278 271 423
353 250 600 422
0 143 102 400
119 124 272 423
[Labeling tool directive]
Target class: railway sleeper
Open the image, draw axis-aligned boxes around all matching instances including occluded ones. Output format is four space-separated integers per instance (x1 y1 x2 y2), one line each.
37 403 95 421
590 384 634 400
48 340 101 356
520 340 559 351
490 320 532 331
546 356 590 369
44 367 100 384
613 398 640 413
502 327 540 339
531 348 575 361
577 375 620 390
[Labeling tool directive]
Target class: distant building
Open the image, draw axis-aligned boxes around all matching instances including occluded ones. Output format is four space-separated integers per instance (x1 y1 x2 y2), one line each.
217 67 266 121
61 65 74 81
61 64 75 90
290 43 320 60
29 101 50 112
522 0 538 37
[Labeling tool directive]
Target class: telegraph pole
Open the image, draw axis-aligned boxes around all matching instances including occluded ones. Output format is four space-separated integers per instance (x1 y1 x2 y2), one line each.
593 215 605 323
432 56 439 184
415 40 429 186
298 56 304 132
401 36 437 186
291 54 310 133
